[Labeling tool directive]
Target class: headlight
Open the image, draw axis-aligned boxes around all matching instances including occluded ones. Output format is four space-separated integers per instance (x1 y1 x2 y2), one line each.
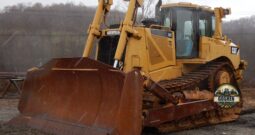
231 47 239 55
106 30 120 36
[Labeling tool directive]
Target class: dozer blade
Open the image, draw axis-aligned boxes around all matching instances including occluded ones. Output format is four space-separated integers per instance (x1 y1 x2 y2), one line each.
9 58 144 135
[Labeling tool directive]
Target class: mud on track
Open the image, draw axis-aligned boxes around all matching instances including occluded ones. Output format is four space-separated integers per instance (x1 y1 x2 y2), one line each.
169 88 255 135
0 88 255 135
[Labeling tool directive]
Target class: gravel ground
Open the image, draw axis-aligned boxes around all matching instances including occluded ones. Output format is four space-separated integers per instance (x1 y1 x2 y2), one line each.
0 88 254 135
0 124 50 135
170 112 255 135
0 99 18 123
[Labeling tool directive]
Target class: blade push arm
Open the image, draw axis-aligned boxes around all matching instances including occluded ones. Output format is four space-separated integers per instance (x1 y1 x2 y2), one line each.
83 0 113 57
114 0 143 68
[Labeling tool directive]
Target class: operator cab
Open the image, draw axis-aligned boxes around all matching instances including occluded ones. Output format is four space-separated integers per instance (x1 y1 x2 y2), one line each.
161 3 215 58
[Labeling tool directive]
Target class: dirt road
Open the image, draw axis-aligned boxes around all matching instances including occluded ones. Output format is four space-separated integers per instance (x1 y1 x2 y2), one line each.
0 88 254 135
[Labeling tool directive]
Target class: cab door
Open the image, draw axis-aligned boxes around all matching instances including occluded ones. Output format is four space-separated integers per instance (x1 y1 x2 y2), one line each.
173 8 198 58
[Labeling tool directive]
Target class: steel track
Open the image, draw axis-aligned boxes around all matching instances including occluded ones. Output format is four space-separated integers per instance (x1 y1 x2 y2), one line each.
156 60 242 133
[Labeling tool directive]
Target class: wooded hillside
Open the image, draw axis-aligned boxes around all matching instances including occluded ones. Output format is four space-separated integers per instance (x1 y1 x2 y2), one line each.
0 3 123 73
223 17 255 86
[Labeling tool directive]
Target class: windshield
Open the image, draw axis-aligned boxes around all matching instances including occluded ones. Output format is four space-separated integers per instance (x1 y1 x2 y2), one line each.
97 36 119 65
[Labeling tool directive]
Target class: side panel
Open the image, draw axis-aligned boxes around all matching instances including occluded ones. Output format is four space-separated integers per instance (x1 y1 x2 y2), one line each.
124 28 148 72
199 36 241 69
124 27 182 81
177 36 241 75
146 29 176 71
148 66 182 82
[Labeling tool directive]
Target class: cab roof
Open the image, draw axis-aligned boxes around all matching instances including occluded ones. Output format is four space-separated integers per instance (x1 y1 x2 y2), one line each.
161 2 214 13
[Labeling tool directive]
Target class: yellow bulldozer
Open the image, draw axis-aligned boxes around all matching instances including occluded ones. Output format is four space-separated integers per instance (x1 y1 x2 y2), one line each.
10 0 247 135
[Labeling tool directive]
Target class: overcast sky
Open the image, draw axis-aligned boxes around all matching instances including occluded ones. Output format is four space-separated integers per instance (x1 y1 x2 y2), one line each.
0 0 254 20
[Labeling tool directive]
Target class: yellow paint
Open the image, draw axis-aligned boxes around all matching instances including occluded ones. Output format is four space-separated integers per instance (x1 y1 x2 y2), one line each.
84 1 244 83
83 0 113 57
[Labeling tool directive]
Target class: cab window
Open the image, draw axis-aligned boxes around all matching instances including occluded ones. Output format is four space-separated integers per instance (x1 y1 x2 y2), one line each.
199 11 214 37
162 9 172 28
212 16 215 35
